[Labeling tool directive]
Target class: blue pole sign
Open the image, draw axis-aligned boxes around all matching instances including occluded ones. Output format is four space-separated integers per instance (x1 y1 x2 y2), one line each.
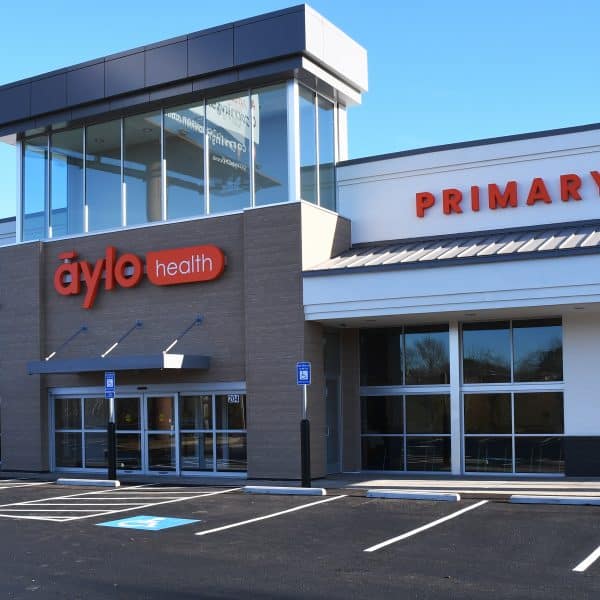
105 371 115 400
296 362 311 386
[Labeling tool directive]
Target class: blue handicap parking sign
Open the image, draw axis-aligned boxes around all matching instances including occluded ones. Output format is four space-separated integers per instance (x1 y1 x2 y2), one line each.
97 515 200 531
296 361 311 385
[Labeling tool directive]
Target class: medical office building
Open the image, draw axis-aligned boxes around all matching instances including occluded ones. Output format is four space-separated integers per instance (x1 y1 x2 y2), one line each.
1 5 600 480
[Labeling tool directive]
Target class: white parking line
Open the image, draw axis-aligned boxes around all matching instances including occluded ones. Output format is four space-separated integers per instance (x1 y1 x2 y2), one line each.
573 545 600 573
364 500 489 553
195 495 347 536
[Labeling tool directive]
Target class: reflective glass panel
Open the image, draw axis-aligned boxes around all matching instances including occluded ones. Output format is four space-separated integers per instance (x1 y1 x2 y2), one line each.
55 398 81 429
513 319 563 382
147 396 175 431
254 85 288 206
405 395 450 434
148 433 176 471
299 86 317 203
361 396 403 434
50 128 83 237
84 432 107 468
164 104 205 219
216 433 247 471
359 328 402 386
318 96 335 210
464 437 512 472
405 326 449 384
514 392 564 434
23 136 47 240
464 393 511 434
179 395 212 430
116 433 141 470
180 432 213 471
124 111 162 225
216 394 246 430
116 397 140 430
207 93 251 213
361 437 404 470
86 120 122 232
462 322 511 383
55 432 82 468
515 437 564 473
84 397 107 429
406 437 451 471
0 141 16 222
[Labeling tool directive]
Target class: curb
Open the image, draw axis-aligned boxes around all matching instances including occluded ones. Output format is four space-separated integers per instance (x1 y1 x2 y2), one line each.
367 489 461 502
56 478 120 488
510 495 600 505
244 486 326 496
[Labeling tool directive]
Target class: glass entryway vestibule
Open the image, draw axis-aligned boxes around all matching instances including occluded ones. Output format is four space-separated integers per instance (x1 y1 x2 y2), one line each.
52 391 247 475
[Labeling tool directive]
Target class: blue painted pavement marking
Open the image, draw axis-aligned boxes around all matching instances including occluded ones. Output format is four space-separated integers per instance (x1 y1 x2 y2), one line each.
97 515 200 531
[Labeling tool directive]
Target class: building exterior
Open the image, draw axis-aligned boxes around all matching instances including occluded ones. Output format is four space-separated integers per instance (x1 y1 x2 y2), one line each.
1 5 599 479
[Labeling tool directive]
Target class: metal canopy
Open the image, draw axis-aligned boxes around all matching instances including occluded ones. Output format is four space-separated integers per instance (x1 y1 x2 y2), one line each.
27 354 210 375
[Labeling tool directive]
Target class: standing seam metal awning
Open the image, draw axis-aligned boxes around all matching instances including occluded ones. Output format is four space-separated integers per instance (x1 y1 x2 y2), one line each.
27 354 210 375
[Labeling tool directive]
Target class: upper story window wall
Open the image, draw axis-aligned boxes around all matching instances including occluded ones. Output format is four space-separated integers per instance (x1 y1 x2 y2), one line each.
18 81 343 242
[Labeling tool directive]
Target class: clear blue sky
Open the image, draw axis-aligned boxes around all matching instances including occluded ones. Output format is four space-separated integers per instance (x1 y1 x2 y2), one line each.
1 0 599 218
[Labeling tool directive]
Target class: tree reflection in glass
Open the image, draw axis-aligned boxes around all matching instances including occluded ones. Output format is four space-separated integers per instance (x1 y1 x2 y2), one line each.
405 327 449 384
462 322 511 383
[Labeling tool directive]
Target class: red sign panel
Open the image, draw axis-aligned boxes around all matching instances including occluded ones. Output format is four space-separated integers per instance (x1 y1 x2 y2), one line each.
146 245 225 286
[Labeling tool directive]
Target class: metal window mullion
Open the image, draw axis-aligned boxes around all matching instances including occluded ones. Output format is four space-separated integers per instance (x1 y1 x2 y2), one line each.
46 135 51 239
314 92 320 206
212 393 217 473
161 109 167 221
509 320 515 383
511 391 516 474
402 395 407 471
249 89 255 208
83 128 88 233
120 118 126 227
80 398 85 469
204 99 210 215
16 139 23 243
173 393 180 475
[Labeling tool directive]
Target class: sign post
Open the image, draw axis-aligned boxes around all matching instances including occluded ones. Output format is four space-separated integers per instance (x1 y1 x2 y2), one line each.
296 362 311 488
104 371 117 481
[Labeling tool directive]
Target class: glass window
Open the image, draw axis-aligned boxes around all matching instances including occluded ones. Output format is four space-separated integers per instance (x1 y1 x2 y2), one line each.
164 103 205 220
513 319 563 382
55 398 81 430
84 398 107 430
147 396 175 431
84 432 107 468
116 433 141 470
86 120 122 232
0 140 16 222
216 394 246 430
361 437 404 470
216 433 247 471
361 396 403 434
253 85 289 206
23 136 47 241
515 437 564 473
405 326 449 384
50 128 84 237
462 321 511 383
148 433 176 471
405 395 450 434
514 392 564 434
116 397 140 430
299 86 317 203
180 432 213 471
406 437 450 471
359 328 402 386
207 93 251 213
124 111 162 226
317 96 335 210
464 393 511 434
179 395 212 430
55 432 82 468
464 437 512 473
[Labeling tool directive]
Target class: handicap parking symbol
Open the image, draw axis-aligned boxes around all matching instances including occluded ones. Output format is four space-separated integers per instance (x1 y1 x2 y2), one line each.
97 515 200 531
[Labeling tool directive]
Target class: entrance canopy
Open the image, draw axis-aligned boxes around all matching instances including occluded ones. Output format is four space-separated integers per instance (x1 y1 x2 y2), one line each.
27 353 210 375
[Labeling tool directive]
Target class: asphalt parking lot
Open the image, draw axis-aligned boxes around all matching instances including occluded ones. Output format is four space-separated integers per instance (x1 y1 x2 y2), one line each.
0 479 598 599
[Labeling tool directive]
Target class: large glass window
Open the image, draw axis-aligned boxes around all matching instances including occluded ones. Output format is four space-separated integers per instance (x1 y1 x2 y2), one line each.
299 86 317 204
405 326 450 385
207 93 251 213
86 120 122 232
164 103 205 220
124 112 162 226
462 321 511 383
23 136 47 241
318 96 335 210
50 128 84 237
513 319 562 382
253 85 288 206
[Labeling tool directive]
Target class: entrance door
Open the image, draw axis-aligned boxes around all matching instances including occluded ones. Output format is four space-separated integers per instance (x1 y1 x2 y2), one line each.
145 395 178 474
325 377 341 473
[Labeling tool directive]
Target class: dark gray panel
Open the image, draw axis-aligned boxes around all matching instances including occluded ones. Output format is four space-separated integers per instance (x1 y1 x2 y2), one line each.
109 92 149 111
0 83 31 123
106 52 145 96
235 12 305 65
31 73 67 115
70 101 110 121
34 110 72 129
67 62 105 106
237 56 302 81
192 71 239 93
188 28 234 76
145 41 187 88
149 81 194 102
565 437 600 476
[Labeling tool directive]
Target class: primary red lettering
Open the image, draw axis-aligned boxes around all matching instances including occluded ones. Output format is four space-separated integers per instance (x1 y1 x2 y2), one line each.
526 177 552 205
442 189 463 215
488 181 517 209
416 192 435 218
